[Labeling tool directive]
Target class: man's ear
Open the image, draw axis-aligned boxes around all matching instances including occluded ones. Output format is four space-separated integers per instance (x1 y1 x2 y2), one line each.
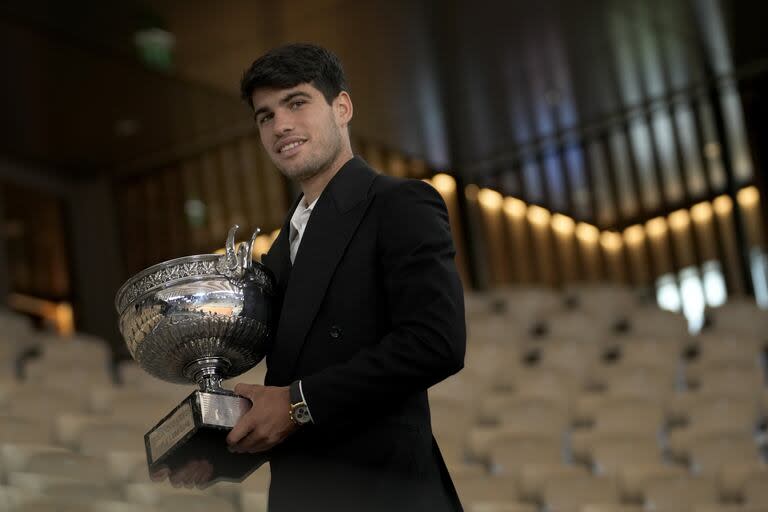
334 91 353 126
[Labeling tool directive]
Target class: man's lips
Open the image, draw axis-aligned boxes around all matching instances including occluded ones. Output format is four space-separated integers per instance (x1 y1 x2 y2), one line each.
275 138 307 154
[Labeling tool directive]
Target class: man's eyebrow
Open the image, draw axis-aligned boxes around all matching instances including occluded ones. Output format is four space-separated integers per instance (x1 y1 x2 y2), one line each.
253 91 312 121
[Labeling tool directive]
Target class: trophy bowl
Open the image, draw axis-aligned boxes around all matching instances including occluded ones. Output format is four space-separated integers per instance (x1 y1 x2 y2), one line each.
114 225 276 483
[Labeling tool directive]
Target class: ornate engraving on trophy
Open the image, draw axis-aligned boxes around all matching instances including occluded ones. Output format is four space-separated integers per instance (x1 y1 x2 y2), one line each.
149 402 196 462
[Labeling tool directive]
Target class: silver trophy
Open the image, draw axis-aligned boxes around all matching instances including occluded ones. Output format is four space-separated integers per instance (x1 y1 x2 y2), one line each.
115 225 275 483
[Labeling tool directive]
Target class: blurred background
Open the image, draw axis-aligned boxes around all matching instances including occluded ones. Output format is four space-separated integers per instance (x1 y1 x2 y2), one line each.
2 1 768 511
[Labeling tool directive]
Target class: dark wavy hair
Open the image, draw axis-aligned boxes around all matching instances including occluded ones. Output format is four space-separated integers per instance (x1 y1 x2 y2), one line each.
240 43 347 109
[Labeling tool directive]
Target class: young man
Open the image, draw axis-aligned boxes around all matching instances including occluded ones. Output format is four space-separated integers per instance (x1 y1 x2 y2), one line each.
164 43 466 511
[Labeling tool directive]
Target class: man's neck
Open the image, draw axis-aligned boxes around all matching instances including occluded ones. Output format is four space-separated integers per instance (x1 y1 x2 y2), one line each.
299 149 354 206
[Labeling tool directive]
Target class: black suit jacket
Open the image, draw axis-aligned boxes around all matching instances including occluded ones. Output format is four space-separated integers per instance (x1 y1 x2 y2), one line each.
260 157 466 512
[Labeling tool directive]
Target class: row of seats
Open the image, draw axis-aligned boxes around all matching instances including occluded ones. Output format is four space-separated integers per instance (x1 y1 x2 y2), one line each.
0 286 767 511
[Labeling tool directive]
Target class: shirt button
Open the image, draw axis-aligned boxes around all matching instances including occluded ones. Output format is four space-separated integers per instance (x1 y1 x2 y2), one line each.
329 325 342 340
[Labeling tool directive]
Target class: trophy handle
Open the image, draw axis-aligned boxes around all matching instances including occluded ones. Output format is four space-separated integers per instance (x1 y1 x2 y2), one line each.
243 228 261 270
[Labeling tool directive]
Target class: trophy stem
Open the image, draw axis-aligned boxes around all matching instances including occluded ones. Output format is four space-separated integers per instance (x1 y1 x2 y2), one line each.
184 357 232 392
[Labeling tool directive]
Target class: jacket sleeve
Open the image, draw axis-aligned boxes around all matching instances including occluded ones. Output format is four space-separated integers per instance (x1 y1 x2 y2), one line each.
300 179 466 425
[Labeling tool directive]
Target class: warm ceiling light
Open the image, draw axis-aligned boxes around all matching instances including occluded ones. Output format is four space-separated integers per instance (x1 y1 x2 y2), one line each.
668 209 690 230
465 184 479 201
431 173 457 195
623 224 645 245
691 201 713 223
600 231 623 251
551 214 575 234
503 197 527 218
527 205 551 226
737 186 760 209
478 188 504 210
576 222 599 243
645 217 668 238
713 195 733 215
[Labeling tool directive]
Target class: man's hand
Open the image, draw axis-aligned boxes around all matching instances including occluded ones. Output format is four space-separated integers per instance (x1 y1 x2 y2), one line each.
150 459 214 489
226 383 298 453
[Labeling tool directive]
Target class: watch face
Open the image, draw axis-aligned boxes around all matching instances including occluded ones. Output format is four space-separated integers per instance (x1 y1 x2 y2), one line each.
294 404 311 424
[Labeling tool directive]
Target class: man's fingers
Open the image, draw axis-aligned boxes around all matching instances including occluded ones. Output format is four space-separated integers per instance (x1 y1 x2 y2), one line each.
231 428 272 454
150 466 169 482
226 409 255 446
233 382 262 398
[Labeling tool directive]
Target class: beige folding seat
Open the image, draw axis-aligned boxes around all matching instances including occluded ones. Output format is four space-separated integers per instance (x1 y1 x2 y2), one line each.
616 340 682 371
104 449 147 483
0 415 54 445
643 476 720 511
495 400 571 436
124 482 236 512
688 335 762 367
54 413 145 453
432 399 475 464
741 472 768 507
686 396 759 435
591 399 665 435
542 476 620 512
10 449 111 485
469 502 537 512
0 484 27 511
571 430 658 464
627 308 689 340
498 367 583 400
693 366 765 398
7 386 88 420
537 340 602 381
688 433 761 475
544 311 608 343
616 463 687 501
488 433 564 475
8 473 121 502
668 389 760 430
599 364 679 399
13 497 90 512
453 474 519 505
517 463 590 501
706 300 768 339
0 444 69 481
589 437 664 476
472 428 561 465
580 391 672 426
718 461 767 499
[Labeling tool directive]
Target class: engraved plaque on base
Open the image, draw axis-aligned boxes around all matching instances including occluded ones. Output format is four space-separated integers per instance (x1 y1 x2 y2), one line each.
115 226 275 485
146 391 268 482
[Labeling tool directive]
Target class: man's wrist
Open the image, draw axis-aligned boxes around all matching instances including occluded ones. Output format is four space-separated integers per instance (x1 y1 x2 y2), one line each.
289 380 313 426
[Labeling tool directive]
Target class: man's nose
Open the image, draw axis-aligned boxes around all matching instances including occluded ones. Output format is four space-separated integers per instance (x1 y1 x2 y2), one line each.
272 112 293 135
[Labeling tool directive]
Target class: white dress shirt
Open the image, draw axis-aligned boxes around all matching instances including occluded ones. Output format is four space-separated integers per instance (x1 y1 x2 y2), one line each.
289 197 318 264
288 196 318 422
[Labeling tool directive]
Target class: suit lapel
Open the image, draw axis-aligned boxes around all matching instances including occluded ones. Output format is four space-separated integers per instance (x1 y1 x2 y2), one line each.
269 157 378 383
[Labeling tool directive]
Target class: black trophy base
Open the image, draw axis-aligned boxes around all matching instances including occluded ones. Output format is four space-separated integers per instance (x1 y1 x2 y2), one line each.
144 390 269 484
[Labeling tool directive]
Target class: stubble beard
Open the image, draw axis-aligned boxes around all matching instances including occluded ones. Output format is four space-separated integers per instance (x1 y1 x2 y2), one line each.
277 127 343 184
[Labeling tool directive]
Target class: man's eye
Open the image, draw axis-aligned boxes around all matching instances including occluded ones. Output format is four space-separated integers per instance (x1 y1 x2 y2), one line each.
290 101 305 110
258 113 273 124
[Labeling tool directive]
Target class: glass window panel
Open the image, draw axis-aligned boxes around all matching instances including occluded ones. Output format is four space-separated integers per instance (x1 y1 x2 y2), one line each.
544 148 567 212
651 110 684 203
721 84 753 183
697 99 726 191
587 140 615 226
522 157 544 204
674 104 707 199
629 117 660 210
564 142 591 220
609 131 638 218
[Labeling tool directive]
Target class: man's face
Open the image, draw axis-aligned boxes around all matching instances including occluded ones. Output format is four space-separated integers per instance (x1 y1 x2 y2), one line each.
251 83 346 182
